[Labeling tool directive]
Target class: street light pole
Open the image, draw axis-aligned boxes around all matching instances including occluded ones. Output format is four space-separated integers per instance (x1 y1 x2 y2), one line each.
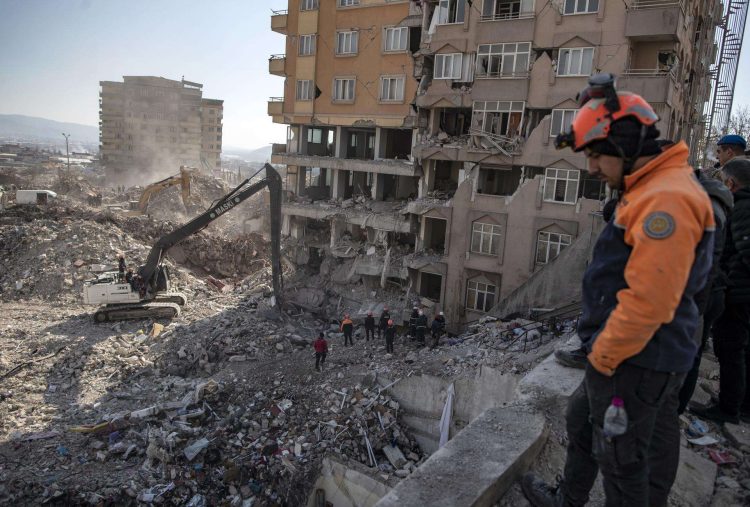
61 133 71 192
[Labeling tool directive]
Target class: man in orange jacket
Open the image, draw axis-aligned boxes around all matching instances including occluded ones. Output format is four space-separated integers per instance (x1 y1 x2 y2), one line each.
340 314 354 347
522 74 715 507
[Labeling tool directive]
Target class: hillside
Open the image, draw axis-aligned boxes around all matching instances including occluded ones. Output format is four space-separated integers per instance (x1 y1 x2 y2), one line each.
0 114 98 143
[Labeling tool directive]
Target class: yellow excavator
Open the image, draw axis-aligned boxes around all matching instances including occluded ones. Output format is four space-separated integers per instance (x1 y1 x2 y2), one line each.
127 166 196 215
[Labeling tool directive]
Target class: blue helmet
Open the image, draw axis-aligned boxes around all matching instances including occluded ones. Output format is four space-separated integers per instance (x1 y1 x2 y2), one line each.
717 134 747 150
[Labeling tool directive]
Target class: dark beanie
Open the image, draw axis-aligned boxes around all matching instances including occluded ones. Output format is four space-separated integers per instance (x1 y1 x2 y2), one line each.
587 117 661 159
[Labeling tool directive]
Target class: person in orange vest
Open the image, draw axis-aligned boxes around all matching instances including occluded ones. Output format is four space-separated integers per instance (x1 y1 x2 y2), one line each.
340 314 354 346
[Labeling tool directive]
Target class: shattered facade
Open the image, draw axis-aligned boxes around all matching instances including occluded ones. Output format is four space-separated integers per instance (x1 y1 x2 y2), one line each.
99 76 224 183
268 0 721 327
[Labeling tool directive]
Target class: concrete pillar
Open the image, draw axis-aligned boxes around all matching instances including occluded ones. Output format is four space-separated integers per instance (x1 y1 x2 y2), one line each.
428 109 440 136
282 215 291 236
330 218 345 248
290 217 305 240
371 173 385 200
352 171 367 194
419 160 434 198
332 169 347 199
295 166 306 196
374 127 384 159
335 127 345 158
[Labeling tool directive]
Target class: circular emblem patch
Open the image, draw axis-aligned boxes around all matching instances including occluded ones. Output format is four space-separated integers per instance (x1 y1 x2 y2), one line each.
643 212 675 239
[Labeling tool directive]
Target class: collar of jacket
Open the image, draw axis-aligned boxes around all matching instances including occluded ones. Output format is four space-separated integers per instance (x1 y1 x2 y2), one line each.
623 141 690 192
732 186 750 202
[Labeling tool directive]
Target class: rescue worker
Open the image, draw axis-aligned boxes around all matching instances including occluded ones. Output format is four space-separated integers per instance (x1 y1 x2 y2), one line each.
409 306 419 338
415 310 428 345
385 319 396 353
430 312 446 349
364 311 376 341
118 253 126 282
715 134 747 170
378 306 391 339
313 332 328 372
521 74 715 507
692 158 750 424
340 314 354 347
125 268 134 287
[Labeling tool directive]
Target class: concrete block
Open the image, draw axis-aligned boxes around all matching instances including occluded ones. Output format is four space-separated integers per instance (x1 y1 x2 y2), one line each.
516 354 583 403
669 447 717 507
698 356 719 380
723 422 750 449
375 405 547 507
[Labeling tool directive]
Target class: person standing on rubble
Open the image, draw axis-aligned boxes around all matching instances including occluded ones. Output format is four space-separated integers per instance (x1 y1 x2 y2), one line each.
117 253 126 282
521 74 715 507
364 311 376 341
385 319 396 353
415 310 428 345
378 306 391 339
431 311 446 349
314 332 328 372
409 306 419 338
340 314 354 347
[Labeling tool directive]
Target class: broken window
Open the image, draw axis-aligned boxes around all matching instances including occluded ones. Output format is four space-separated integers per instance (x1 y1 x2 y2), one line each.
557 48 594 76
384 27 408 52
472 101 525 138
476 43 531 78
437 0 466 24
380 76 405 102
477 166 520 196
434 53 463 79
439 108 471 136
536 231 572 264
471 222 501 255
550 109 577 137
466 280 496 312
423 217 447 253
543 168 579 204
420 272 443 302
434 160 459 192
564 0 598 14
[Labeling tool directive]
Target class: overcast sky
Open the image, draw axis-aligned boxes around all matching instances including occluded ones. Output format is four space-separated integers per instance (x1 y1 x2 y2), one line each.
0 0 748 150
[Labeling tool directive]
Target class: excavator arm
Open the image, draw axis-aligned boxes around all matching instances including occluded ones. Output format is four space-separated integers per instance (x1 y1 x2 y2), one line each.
138 163 283 303
136 166 194 213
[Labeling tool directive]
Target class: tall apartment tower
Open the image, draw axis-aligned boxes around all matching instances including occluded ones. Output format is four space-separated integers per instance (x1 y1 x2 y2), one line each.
269 0 721 327
99 76 223 182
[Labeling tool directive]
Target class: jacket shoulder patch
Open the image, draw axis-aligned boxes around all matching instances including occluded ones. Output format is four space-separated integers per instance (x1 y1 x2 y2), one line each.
643 211 675 239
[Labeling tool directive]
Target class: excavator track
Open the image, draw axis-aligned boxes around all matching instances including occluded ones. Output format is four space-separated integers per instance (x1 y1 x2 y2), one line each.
154 292 188 306
93 302 181 323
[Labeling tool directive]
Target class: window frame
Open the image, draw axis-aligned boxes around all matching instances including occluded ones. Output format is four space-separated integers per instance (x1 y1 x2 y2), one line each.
338 0 360 6
434 53 463 80
475 42 531 79
383 26 408 53
480 0 535 21
437 0 466 24
471 100 526 138
296 79 313 101
379 75 405 102
466 279 497 312
336 30 359 55
332 77 356 102
299 34 316 56
300 0 319 11
549 109 577 137
557 47 594 77
471 221 502 255
563 0 599 15
536 230 573 265
543 167 580 204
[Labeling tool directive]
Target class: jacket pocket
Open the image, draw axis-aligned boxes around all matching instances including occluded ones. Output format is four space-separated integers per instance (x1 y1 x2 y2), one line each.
592 423 639 468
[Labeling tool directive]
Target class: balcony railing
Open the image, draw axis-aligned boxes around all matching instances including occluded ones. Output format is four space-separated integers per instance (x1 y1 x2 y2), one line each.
269 54 286 76
475 70 530 79
629 0 683 10
480 11 534 21
267 97 284 116
271 9 288 34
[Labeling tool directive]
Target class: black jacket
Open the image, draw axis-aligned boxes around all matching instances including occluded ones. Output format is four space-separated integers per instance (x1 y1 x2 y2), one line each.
379 311 390 329
364 316 375 330
416 314 428 329
385 326 396 340
722 186 750 303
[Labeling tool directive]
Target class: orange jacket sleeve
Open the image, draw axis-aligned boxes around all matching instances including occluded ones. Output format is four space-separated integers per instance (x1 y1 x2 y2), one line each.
588 194 711 376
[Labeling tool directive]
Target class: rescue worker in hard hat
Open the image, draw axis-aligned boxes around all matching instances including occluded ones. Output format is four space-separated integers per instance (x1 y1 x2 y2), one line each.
522 74 715 507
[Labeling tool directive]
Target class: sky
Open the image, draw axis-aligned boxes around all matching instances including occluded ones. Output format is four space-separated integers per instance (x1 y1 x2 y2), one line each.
0 0 749 150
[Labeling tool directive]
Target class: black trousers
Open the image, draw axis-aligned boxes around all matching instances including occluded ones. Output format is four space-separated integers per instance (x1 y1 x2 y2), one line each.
344 329 353 346
562 363 685 507
416 328 425 343
315 352 326 370
431 330 442 348
713 301 750 416
365 327 374 341
386 335 394 353
678 292 724 414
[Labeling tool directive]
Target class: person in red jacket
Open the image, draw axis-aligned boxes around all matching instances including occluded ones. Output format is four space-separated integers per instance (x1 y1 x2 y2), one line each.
313 332 328 372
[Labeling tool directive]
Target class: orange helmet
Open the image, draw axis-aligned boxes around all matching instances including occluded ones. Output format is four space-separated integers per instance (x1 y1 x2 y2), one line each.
555 74 659 153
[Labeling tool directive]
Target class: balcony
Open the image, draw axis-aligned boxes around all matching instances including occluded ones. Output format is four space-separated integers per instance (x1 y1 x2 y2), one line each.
267 97 284 117
625 0 684 41
271 9 288 34
269 54 286 76
618 69 677 105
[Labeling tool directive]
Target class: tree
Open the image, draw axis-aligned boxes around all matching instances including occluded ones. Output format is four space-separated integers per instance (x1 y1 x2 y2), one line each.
727 105 750 140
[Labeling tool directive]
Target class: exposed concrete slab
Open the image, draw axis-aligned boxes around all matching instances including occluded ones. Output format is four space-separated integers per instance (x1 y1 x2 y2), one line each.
516 353 584 405
723 422 750 449
306 457 392 507
375 405 547 507
669 447 717 507
272 152 419 177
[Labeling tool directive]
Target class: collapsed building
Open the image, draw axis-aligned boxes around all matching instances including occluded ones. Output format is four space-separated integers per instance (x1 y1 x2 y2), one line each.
267 0 720 327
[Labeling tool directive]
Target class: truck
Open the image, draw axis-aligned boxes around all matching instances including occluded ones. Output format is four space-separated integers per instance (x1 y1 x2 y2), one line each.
82 163 283 322
16 189 57 205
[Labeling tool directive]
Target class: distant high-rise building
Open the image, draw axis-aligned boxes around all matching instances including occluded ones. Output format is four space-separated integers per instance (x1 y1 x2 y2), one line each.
99 76 223 181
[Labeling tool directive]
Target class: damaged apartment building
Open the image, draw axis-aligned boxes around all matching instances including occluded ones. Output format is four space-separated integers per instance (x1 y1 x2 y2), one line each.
268 0 720 327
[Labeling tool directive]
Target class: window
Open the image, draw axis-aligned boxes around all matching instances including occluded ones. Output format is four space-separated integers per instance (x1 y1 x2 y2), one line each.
437 0 466 24
476 42 531 78
380 76 405 102
557 47 594 76
471 222 502 255
481 0 534 20
472 101 525 137
296 80 313 101
336 31 359 55
550 109 577 137
338 0 359 6
384 26 408 52
543 168 580 204
333 78 355 101
563 0 598 14
536 231 572 264
299 34 316 56
466 280 496 312
434 53 463 79
301 0 318 10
